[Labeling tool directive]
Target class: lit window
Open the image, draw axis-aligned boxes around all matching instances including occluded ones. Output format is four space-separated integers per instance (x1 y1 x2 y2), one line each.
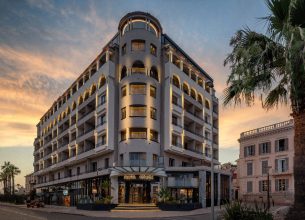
130 83 146 95
150 130 158 142
150 44 157 56
121 86 127 97
130 128 147 139
131 40 145 51
130 105 146 117
121 107 126 119
150 85 156 98
121 130 126 141
150 107 157 120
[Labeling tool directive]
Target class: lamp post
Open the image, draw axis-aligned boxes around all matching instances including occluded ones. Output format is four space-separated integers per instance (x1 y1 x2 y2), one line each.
207 81 215 220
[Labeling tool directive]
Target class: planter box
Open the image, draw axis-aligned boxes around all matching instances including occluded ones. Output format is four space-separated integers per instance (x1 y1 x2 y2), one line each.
157 203 202 211
77 203 117 211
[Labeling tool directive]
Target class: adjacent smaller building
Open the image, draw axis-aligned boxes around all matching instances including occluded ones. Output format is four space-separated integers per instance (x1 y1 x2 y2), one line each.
237 119 294 205
25 173 35 195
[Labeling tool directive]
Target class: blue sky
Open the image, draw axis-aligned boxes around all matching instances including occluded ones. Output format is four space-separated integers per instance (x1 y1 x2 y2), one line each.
0 0 291 185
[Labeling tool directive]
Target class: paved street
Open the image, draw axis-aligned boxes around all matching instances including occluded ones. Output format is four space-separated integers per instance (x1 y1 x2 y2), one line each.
0 205 218 220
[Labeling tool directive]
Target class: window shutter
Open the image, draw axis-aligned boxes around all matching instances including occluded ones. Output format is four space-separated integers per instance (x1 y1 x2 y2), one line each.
275 140 279 152
253 145 255 155
259 181 262 192
285 158 289 171
275 179 279 191
268 142 271 153
285 138 288 150
244 147 247 157
275 159 278 172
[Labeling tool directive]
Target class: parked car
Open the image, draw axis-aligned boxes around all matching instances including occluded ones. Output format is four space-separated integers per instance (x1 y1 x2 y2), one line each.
26 198 45 208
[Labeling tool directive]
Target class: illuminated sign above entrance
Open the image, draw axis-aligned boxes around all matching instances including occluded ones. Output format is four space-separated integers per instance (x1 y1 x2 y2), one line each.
123 174 154 181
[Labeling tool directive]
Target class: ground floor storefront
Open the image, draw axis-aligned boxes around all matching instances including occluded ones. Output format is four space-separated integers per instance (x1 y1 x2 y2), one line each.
36 167 231 208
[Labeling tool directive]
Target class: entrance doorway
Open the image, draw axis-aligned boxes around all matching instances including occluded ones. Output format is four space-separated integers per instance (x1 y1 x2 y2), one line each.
119 181 151 203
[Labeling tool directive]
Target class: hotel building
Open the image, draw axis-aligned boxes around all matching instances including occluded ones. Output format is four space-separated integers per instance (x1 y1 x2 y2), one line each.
237 119 294 205
33 11 230 207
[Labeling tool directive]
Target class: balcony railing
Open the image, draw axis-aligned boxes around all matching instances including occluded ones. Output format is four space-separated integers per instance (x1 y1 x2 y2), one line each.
129 160 147 166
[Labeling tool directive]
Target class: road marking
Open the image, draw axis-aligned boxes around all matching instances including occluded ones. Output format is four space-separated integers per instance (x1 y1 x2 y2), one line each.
0 206 46 220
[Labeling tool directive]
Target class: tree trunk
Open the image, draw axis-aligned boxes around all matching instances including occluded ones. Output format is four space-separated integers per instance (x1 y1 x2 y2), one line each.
12 175 15 195
287 110 305 219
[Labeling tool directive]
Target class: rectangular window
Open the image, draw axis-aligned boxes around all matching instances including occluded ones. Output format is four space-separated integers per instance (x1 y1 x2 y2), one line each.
77 167 80 175
244 145 255 157
182 161 188 167
122 44 126 56
121 86 127 97
150 130 158 142
100 93 106 105
259 142 271 154
91 162 97 172
130 152 146 166
275 138 288 152
153 154 158 166
150 107 157 119
97 133 107 146
150 44 157 56
259 180 271 192
276 158 289 173
130 105 146 117
130 128 147 139
131 40 145 51
121 107 126 119
262 160 268 175
130 83 146 95
275 179 288 191
247 162 253 176
99 114 106 125
247 181 253 193
172 95 178 105
121 130 126 141
169 158 175 167
171 134 179 146
172 115 178 126
104 158 109 169
150 85 156 98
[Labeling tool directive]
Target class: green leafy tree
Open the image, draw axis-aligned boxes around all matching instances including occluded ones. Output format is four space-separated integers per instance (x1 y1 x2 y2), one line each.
223 0 305 216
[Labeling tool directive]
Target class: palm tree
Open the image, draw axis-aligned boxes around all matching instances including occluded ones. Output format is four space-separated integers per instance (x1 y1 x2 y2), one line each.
1 161 12 194
0 171 8 194
223 0 305 217
10 165 21 195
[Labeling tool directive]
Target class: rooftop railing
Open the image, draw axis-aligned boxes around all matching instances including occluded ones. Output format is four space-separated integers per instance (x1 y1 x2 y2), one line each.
241 119 294 138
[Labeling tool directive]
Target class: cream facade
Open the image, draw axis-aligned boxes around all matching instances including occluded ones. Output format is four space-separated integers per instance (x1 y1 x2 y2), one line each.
33 11 230 207
25 173 35 195
237 120 294 205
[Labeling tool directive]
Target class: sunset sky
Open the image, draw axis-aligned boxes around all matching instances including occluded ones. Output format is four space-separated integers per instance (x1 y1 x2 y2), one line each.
0 0 291 186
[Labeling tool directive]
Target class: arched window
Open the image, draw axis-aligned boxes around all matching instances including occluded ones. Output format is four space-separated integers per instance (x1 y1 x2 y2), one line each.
78 95 83 105
190 89 196 100
72 101 76 110
91 84 96 95
205 100 210 109
172 75 180 88
150 66 158 81
84 90 89 100
183 83 189 95
197 94 203 104
121 66 127 80
132 60 145 74
99 76 106 88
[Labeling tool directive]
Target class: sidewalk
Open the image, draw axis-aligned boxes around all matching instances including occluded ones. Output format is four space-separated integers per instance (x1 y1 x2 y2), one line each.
0 202 222 218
